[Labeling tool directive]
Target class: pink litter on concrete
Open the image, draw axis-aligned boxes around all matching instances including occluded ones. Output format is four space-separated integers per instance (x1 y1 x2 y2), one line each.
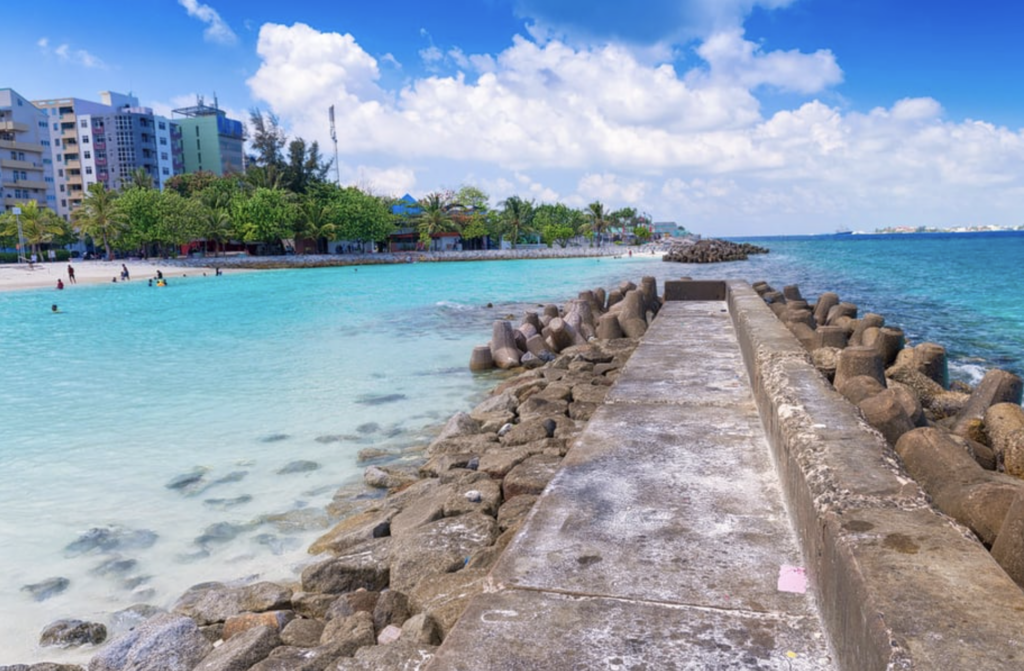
777 565 807 593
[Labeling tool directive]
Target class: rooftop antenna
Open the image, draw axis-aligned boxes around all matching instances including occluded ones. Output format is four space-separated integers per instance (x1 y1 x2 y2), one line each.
329 105 341 187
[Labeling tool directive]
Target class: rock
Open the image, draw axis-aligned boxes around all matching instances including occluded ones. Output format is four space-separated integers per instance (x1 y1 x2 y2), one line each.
88 613 212 671
400 613 441 646
502 454 562 500
516 396 568 420
500 418 554 446
325 591 381 622
407 569 491 639
291 592 340 620
280 618 324 648
388 480 453 536
388 513 499 592
276 460 320 475
435 412 480 442
65 526 158 556
0 664 85 671
222 611 295 640
247 641 349 671
309 509 395 556
300 540 392 594
319 611 376 653
109 604 164 638
39 619 107 648
166 468 209 493
339 639 438 670
496 494 539 532
373 590 410 633
377 624 403 645
173 582 293 626
21 577 70 602
194 521 256 547
469 391 518 419
192 625 280 671
443 478 502 518
363 466 418 490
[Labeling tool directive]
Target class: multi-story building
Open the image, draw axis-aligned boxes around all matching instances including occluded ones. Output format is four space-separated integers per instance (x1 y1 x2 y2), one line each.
173 97 244 176
33 92 183 219
0 88 56 215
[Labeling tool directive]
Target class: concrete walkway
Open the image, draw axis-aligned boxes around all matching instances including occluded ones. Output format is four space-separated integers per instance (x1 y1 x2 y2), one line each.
428 300 834 669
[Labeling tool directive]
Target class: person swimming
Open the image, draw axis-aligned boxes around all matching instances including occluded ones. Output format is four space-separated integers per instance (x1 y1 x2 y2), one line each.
51 304 59 313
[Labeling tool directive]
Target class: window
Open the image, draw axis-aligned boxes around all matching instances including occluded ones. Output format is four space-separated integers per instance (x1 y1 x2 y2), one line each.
59 184 65 192
58 169 64 177
54 139 61 148
196 139 201 149
82 135 90 144
53 123 58 131
61 199 66 207
158 121 166 130
161 152 168 160
85 166 92 175
84 151 91 159
80 119 88 128
17 152 25 160
20 171 27 180
159 137 167 145
162 167 169 175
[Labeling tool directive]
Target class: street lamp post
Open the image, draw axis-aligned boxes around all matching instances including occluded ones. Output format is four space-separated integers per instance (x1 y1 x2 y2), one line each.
12 206 24 263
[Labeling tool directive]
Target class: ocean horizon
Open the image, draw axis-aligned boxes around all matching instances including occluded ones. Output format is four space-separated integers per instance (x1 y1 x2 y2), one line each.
0 232 1021 664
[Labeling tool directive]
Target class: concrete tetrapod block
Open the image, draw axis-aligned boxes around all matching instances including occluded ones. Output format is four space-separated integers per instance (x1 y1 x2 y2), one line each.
727 280 1024 671
991 491 1024 587
987 403 1024 476
849 313 884 347
913 342 949 389
857 389 915 446
833 346 886 390
951 369 1024 440
812 292 840 327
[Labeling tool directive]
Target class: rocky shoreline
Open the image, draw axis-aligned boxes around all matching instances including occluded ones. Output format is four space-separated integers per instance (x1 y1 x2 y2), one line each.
7 277 661 671
755 281 1024 583
662 237 769 263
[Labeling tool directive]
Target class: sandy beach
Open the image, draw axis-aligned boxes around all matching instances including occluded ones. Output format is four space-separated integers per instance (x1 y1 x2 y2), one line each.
0 259 227 292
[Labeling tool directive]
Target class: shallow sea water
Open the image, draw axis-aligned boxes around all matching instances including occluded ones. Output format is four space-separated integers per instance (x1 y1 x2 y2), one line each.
0 235 1020 663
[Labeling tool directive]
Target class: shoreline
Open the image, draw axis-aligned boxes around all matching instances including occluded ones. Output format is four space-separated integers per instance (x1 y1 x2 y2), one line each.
0 244 662 294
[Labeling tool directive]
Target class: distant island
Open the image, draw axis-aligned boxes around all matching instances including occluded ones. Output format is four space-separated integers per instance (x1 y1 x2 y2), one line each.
870 224 1024 234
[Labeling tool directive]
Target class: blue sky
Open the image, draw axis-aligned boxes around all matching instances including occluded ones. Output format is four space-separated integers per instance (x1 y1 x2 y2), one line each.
6 0 1024 234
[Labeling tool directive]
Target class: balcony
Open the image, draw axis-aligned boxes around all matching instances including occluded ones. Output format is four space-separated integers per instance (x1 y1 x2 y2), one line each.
0 139 45 153
0 158 43 171
95 157 107 167
0 120 29 133
93 140 105 150
11 179 47 191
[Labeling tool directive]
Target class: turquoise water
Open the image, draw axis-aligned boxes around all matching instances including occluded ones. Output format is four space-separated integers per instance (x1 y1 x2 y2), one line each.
0 235 1021 663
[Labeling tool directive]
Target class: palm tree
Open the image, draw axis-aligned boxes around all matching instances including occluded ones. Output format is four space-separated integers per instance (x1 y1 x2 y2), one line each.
73 182 124 260
586 201 610 247
130 167 154 190
499 195 534 249
416 192 457 251
0 201 68 260
297 195 337 254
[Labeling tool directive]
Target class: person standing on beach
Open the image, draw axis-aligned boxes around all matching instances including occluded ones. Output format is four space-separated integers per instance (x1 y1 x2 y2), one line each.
67 264 76 283
121 264 130 281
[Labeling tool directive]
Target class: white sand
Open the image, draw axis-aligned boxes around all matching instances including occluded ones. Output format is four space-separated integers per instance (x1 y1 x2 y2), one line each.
0 259 227 292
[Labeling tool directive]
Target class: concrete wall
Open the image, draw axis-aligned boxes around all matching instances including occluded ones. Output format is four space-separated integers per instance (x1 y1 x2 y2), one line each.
725 280 1024 670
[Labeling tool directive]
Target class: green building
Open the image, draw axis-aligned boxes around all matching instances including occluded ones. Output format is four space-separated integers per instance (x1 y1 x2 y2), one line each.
172 98 243 176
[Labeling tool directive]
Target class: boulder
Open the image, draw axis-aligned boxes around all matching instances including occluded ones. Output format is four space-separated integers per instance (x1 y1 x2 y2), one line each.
279 618 324 648
992 491 1024 587
363 466 418 490
88 613 212 671
325 591 380 622
388 480 453 536
337 639 438 669
434 412 481 442
442 478 502 518
400 613 442 646
300 540 391 594
173 582 293 626
290 592 339 620
222 611 295 640
39 619 106 648
319 611 376 653
193 625 280 671
497 494 539 532
503 454 563 500
247 642 349 671
373 589 410 633
407 569 491 639
388 513 499 592
309 509 395 556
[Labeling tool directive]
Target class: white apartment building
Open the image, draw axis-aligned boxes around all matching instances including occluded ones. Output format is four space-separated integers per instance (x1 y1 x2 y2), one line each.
33 92 182 220
0 88 56 214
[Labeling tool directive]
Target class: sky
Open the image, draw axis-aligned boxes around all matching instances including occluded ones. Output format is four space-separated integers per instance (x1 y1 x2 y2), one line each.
6 0 1024 235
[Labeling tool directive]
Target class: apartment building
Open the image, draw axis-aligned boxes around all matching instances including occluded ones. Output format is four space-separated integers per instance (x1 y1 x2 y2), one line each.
0 88 56 214
173 97 244 176
33 92 183 219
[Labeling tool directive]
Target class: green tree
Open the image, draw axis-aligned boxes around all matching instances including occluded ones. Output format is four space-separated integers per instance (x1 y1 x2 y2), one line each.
72 183 124 260
117 186 163 255
130 167 154 190
0 200 68 259
194 196 234 256
498 195 535 249
232 187 296 246
247 108 286 169
415 191 458 250
296 187 337 253
164 170 218 198
535 203 585 248
331 187 394 250
284 138 331 194
585 201 611 247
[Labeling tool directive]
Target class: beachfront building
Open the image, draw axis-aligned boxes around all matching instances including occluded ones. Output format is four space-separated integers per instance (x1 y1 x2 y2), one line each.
0 88 56 215
33 91 183 220
172 97 244 176
653 221 689 238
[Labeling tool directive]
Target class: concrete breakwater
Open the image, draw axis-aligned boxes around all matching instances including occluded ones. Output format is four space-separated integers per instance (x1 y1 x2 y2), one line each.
10 278 655 671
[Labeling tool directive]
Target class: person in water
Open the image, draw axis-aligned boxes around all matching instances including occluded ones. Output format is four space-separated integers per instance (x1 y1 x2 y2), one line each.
56 279 64 290
51 304 59 313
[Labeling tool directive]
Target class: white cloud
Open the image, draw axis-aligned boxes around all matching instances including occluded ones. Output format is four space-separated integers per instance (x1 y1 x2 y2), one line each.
348 165 417 197
38 37 108 69
245 22 1024 234
178 0 238 46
